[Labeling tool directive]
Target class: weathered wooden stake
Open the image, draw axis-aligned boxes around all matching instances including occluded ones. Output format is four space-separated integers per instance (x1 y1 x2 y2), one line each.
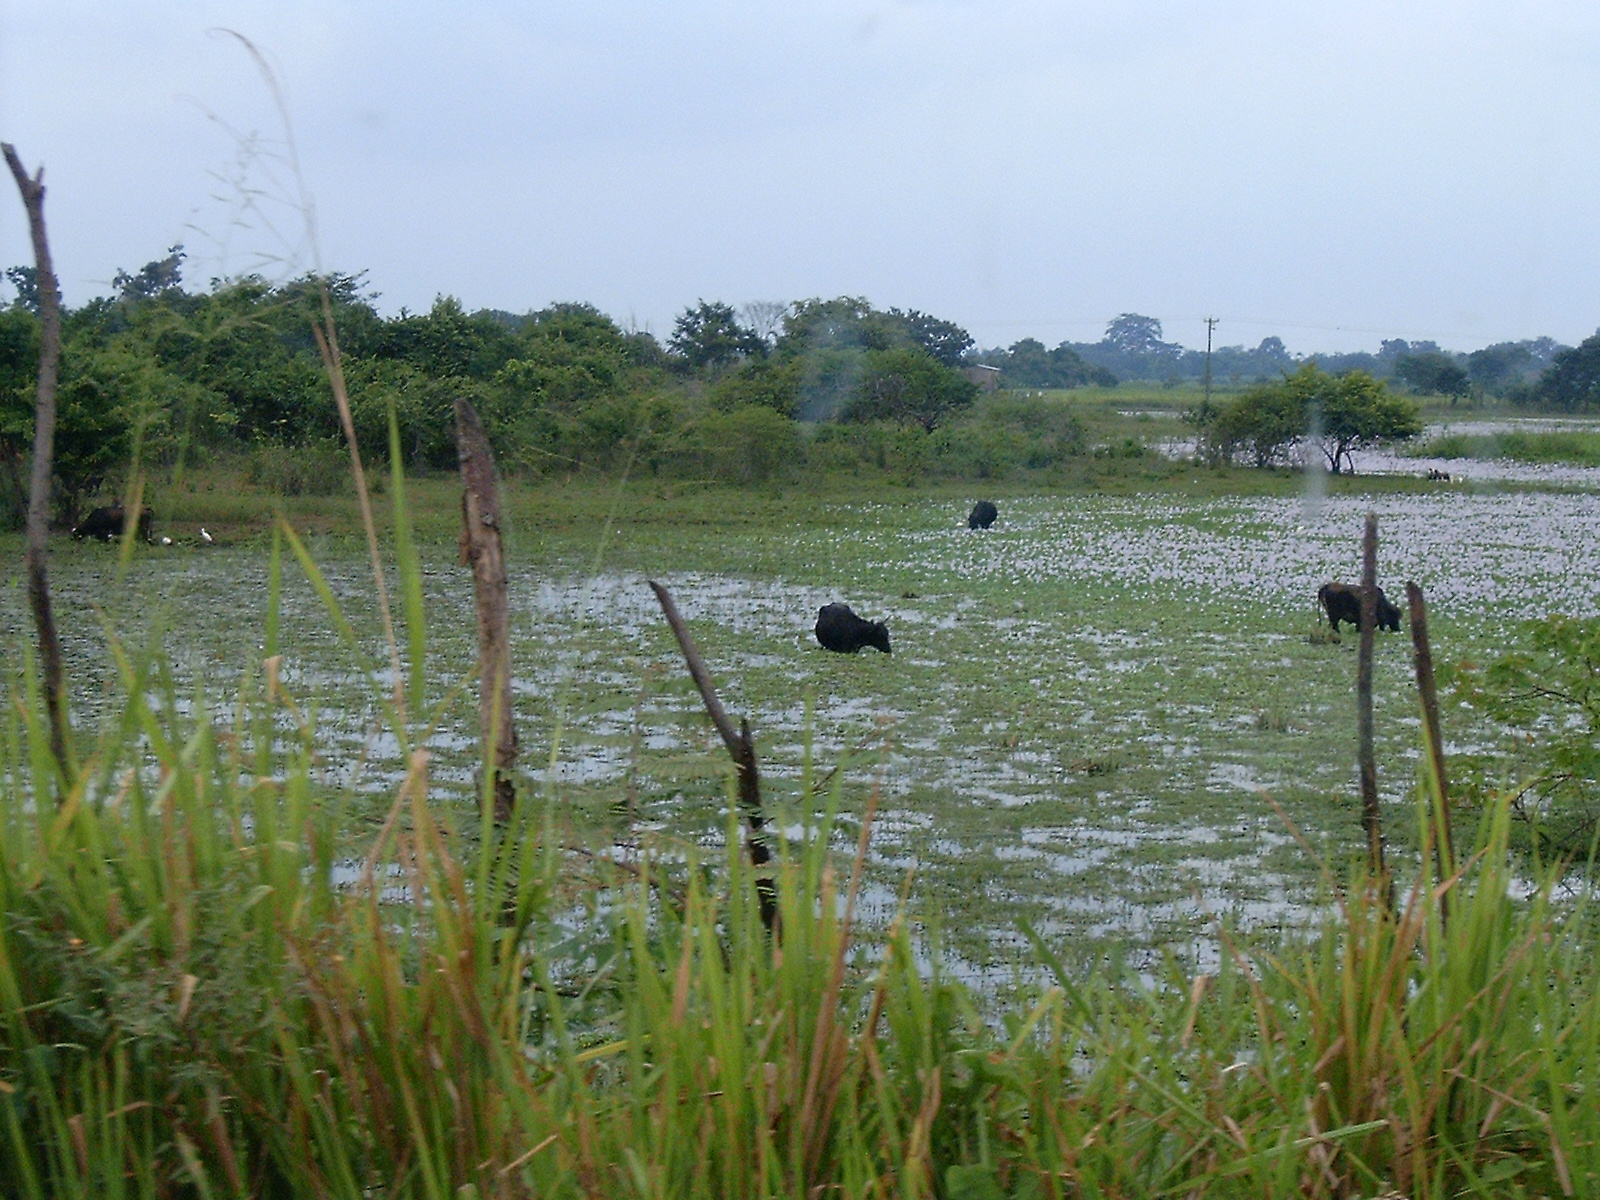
455 399 517 824
1407 580 1455 923
648 580 777 930
1357 513 1386 884
4 143 70 783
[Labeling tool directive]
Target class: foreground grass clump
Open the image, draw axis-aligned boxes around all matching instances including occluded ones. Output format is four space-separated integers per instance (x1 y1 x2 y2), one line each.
3 635 1598 1198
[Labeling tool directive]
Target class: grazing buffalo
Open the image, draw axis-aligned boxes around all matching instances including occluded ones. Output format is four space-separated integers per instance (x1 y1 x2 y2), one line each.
1318 581 1401 634
968 500 998 529
815 602 891 654
72 504 153 543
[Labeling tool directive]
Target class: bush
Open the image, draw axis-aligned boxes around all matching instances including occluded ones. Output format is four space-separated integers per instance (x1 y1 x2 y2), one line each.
244 438 350 496
663 407 803 483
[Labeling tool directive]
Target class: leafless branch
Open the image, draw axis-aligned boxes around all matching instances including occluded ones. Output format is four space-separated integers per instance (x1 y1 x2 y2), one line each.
648 580 776 929
4 143 71 783
1407 580 1454 924
1358 513 1385 887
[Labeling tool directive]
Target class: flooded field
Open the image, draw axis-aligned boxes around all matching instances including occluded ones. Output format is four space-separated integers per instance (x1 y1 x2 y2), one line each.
9 481 1598 970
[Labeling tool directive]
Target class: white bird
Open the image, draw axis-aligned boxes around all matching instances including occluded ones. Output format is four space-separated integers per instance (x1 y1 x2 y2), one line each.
200 528 214 544
160 536 173 546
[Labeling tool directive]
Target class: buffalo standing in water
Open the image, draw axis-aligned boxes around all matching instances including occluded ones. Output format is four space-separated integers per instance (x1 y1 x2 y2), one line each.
72 504 153 543
1318 581 1401 634
968 500 998 529
815 603 891 654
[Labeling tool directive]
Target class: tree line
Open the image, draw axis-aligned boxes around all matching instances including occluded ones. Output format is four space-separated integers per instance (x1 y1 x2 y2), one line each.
974 311 1597 405
5 249 1599 524
0 252 1086 524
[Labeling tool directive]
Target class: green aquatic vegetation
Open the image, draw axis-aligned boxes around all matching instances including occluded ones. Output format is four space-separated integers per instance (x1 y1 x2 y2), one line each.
17 482 1596 972
1414 428 1600 467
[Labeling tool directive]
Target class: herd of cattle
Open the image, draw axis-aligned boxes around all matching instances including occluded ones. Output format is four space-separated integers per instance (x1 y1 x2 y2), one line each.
814 499 1408 655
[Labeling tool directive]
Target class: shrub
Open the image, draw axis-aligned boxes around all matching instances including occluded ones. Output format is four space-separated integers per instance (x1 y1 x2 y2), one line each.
244 437 349 496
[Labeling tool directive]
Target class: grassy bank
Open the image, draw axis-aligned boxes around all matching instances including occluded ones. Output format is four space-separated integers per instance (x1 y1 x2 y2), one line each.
1413 428 1600 467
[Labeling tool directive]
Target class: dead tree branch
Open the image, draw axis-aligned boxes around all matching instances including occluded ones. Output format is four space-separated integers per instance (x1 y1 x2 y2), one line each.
455 399 518 824
1358 513 1386 886
648 580 776 930
1407 580 1454 923
4 143 70 782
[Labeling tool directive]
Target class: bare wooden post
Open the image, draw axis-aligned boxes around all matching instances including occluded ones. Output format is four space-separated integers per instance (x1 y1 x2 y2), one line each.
4 144 70 782
648 580 776 930
455 399 517 824
1407 580 1454 922
1358 513 1385 883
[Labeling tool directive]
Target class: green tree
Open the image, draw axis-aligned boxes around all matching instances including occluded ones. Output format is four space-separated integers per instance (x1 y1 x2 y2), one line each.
840 346 978 432
709 357 801 415
377 295 522 381
112 244 186 302
1187 383 1304 468
1102 313 1170 356
1394 351 1471 400
888 308 972 367
1524 332 1600 411
1294 363 1421 474
0 305 41 522
48 338 182 525
4 265 40 313
668 300 764 370
1187 364 1420 473
980 338 1116 388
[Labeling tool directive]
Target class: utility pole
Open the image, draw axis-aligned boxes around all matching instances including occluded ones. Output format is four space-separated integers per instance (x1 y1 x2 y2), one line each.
1203 316 1219 408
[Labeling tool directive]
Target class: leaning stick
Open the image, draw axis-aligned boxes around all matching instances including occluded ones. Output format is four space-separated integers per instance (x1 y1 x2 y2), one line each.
4 144 70 782
1357 513 1385 885
648 580 776 929
456 399 518 824
1406 580 1454 923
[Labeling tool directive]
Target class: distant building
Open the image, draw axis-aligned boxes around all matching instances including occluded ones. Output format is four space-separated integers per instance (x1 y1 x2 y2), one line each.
963 364 1002 392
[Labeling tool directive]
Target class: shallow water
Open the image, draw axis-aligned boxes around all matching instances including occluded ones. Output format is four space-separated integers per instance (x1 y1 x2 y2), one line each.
5 483 1589 968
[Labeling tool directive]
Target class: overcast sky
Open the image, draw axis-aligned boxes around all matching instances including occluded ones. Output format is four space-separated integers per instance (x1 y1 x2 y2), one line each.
3 1 1599 354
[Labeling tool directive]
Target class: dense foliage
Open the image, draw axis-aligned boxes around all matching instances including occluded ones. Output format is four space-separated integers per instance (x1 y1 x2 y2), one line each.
1518 331 1600 411
3 247 1596 529
0 257 1007 523
1445 612 1600 863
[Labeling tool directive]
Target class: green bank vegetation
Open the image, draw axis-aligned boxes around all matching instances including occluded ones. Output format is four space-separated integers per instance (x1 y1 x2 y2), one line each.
1413 428 1600 468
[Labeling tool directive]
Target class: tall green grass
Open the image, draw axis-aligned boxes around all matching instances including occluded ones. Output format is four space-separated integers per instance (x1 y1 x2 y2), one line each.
1414 429 1600 467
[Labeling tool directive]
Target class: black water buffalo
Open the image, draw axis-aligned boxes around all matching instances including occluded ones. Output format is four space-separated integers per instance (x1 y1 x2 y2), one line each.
968 500 998 529
72 504 153 543
1318 581 1401 634
815 602 891 654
